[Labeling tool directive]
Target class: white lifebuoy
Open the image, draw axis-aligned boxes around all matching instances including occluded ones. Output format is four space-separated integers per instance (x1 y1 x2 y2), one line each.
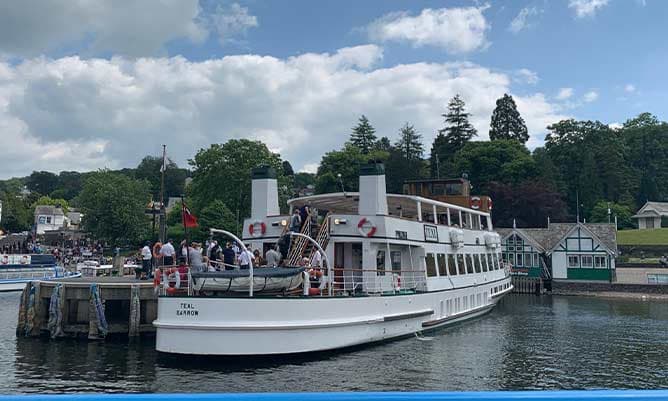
248 220 267 237
357 218 377 237
470 196 481 210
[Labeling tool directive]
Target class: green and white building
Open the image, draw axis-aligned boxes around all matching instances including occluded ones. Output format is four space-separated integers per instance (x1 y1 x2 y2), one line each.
497 222 617 281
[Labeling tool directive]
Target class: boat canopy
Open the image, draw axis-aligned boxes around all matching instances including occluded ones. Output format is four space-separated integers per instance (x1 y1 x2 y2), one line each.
287 193 490 219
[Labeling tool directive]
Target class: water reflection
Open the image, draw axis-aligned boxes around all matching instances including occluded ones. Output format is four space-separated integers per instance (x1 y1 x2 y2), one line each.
2 292 668 394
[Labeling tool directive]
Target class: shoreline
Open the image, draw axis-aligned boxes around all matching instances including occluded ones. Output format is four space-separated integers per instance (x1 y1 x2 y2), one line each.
551 290 668 301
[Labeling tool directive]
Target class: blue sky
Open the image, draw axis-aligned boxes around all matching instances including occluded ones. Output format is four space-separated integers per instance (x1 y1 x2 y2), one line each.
0 0 665 178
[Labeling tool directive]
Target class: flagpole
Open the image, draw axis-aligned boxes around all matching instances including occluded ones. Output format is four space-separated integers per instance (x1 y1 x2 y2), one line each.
182 195 189 266
159 145 166 243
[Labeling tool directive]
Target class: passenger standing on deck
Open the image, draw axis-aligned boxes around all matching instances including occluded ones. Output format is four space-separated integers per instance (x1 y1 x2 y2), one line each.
265 246 281 267
160 239 176 266
238 245 253 269
222 242 236 270
311 249 322 268
289 209 301 232
139 241 152 280
188 242 205 272
299 204 310 230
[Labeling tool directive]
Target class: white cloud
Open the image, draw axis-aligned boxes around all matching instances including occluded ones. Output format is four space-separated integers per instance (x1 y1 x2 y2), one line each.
509 7 541 33
568 0 609 18
609 122 623 130
624 84 636 93
515 68 539 85
583 90 599 102
0 0 257 58
367 6 490 53
207 3 259 45
556 87 574 100
0 46 567 179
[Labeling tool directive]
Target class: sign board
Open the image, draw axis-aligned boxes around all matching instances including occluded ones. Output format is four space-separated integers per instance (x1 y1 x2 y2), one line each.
0 254 31 265
423 225 439 242
395 230 408 240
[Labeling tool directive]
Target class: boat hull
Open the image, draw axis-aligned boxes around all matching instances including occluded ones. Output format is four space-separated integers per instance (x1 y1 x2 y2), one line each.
154 277 512 355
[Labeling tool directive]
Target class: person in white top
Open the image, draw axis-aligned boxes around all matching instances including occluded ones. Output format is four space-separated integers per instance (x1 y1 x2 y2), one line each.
160 239 176 266
237 245 254 269
139 242 152 280
311 249 322 268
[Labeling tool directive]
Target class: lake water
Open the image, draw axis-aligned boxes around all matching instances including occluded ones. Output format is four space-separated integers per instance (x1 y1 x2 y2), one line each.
1 292 667 394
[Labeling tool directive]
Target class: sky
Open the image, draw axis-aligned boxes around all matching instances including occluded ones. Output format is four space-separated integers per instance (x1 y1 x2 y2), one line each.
0 0 666 179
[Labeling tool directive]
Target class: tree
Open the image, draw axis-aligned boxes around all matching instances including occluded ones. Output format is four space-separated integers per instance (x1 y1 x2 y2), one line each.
374 137 392 152
590 201 634 229
315 144 378 194
26 171 59 196
188 139 288 232
489 94 529 143
395 123 424 160
198 200 237 236
32 196 70 214
0 191 32 233
78 171 151 246
488 181 569 228
135 156 188 201
349 115 377 154
431 95 477 178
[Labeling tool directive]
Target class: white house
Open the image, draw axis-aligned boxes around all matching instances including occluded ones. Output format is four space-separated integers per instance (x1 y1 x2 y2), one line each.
632 201 668 229
34 205 66 235
497 222 617 281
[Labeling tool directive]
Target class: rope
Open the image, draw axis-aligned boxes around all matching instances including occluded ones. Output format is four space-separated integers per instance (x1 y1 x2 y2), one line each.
90 283 108 337
24 283 36 336
47 283 65 338
128 284 141 337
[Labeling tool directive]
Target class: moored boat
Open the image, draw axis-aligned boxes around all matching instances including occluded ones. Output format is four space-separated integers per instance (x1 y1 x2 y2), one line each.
153 163 512 355
0 254 80 292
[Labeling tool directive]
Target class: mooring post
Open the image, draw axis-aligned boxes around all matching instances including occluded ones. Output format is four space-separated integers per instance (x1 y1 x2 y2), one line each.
16 282 30 336
29 282 42 337
128 284 141 338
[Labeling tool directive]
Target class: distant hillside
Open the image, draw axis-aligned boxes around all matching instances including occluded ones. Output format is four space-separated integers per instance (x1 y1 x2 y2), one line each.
617 228 668 246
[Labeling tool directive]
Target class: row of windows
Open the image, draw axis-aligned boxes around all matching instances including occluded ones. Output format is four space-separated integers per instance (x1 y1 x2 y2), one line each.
502 252 540 268
424 252 502 278
491 282 511 295
376 250 402 276
567 254 608 268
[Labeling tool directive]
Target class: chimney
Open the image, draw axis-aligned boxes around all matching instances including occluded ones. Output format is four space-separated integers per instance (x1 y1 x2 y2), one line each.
251 166 279 219
358 162 388 216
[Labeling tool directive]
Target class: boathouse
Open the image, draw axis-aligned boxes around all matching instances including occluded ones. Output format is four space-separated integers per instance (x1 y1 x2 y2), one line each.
34 205 66 235
632 201 668 229
497 222 617 281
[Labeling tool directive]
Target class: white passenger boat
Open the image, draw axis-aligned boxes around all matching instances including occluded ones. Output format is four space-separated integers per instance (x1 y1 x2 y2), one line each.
154 164 512 355
0 254 80 292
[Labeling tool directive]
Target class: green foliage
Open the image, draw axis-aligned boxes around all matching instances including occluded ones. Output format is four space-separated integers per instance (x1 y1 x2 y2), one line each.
315 143 388 193
198 200 236 235
134 156 188 201
590 201 634 229
452 140 537 193
32 196 70 214
349 115 377 154
26 171 59 196
0 192 32 233
78 171 151 246
395 123 424 160
489 94 529 143
488 181 570 228
188 139 288 228
431 95 477 178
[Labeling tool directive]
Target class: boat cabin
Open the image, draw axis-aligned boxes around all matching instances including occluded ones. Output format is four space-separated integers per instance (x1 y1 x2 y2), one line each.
403 177 492 213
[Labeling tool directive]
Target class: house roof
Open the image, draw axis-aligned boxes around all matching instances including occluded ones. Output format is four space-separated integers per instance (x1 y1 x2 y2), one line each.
497 222 617 256
34 205 64 216
632 201 668 218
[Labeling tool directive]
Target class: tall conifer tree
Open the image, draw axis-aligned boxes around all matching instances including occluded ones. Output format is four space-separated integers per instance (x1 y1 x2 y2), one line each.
349 115 377 154
489 93 529 143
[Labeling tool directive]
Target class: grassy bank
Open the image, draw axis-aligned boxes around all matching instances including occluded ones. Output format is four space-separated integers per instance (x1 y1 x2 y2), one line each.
617 228 668 246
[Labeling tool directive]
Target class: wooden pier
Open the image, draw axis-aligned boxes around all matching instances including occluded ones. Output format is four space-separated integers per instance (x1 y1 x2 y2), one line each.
16 277 157 340
511 276 549 295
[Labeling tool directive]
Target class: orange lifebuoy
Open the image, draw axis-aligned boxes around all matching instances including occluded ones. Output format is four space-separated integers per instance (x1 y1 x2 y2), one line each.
153 268 161 288
152 242 162 258
357 218 377 237
248 221 267 237
470 196 481 210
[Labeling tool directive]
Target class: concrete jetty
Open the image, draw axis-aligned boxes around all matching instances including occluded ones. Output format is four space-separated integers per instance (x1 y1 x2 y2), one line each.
16 277 157 340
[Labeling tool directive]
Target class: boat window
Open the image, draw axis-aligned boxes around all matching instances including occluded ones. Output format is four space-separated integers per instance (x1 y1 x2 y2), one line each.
487 253 493 271
481 254 488 272
437 253 447 276
494 253 501 270
466 254 474 274
446 182 462 195
473 254 481 273
450 212 460 227
457 253 466 275
461 212 469 229
448 254 457 275
433 183 445 195
390 251 402 272
425 253 437 277
376 250 386 276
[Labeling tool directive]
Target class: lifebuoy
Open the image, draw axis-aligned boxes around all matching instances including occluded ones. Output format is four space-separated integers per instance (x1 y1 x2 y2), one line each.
152 242 162 258
470 196 481 210
248 221 267 237
357 218 377 237
488 198 493 210
153 268 161 288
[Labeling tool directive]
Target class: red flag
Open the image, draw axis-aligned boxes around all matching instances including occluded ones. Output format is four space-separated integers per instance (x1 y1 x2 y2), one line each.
181 201 198 228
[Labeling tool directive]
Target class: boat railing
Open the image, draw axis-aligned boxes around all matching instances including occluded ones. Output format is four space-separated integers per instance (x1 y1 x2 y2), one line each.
331 267 427 295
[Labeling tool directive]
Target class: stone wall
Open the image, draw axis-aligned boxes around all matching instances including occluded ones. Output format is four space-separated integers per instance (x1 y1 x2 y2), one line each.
553 279 668 294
